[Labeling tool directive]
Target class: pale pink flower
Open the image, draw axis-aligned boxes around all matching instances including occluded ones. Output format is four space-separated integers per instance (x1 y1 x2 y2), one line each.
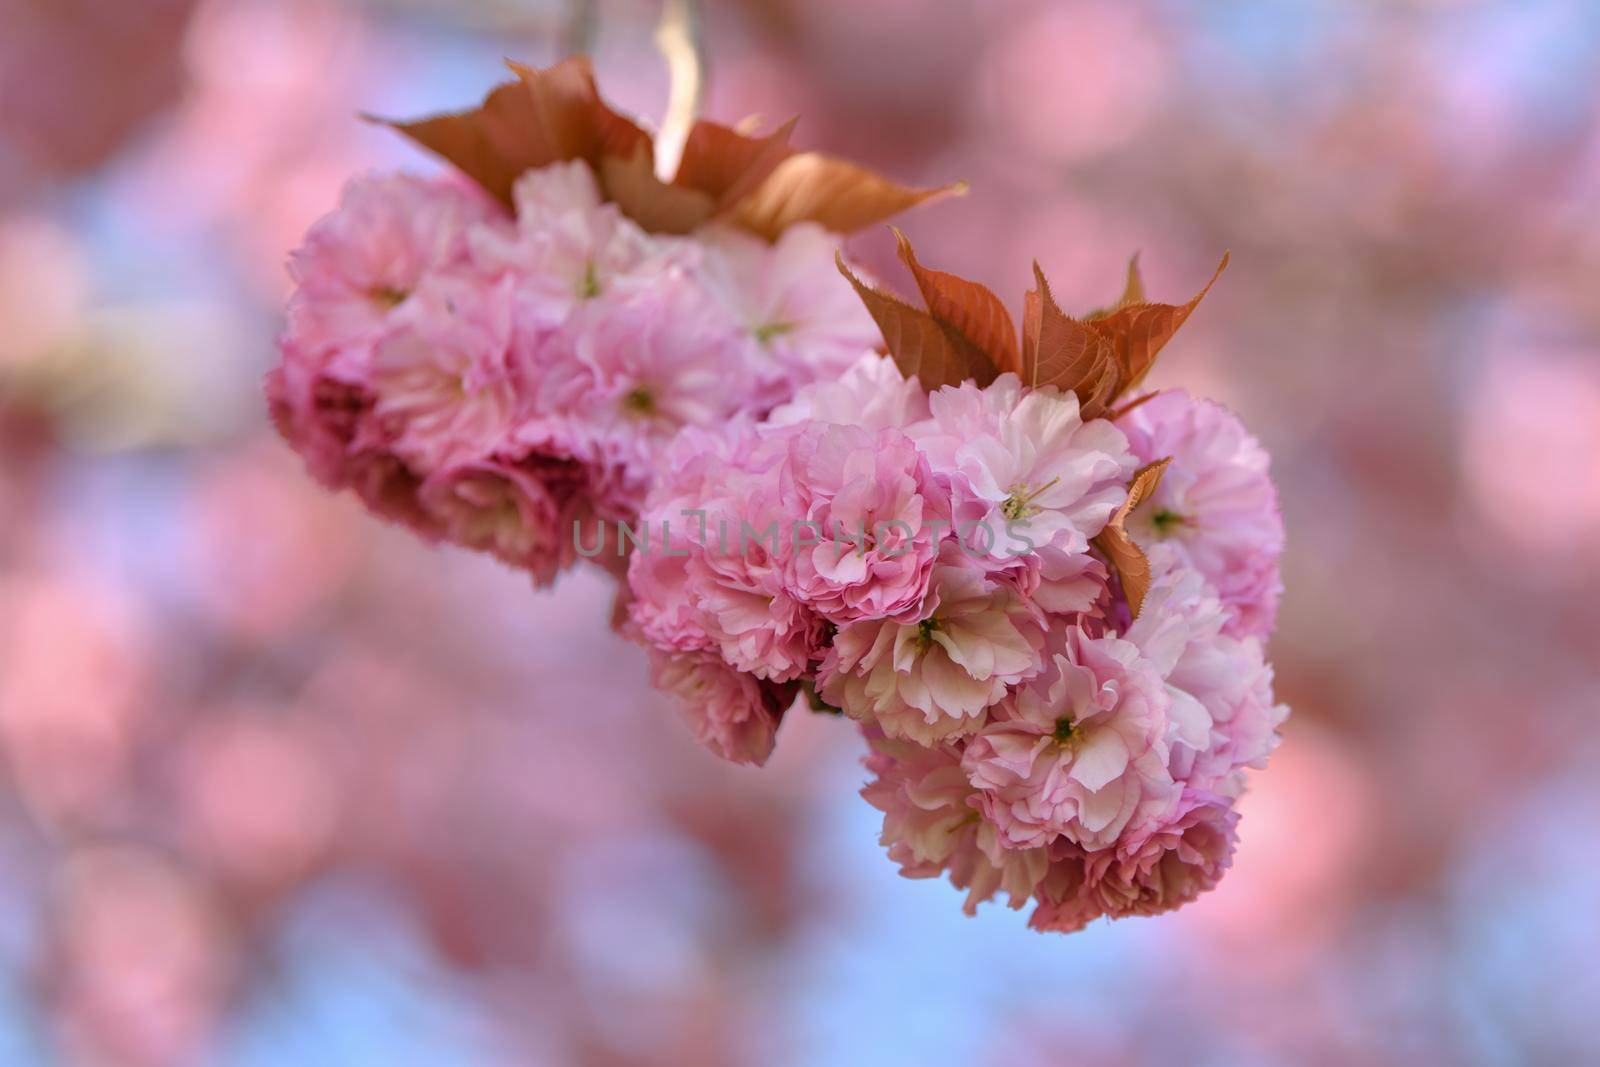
534 281 751 465
861 732 1050 915
915 378 1136 561
648 649 794 766
698 223 881 406
767 351 931 432
963 627 1174 851
1118 389 1284 638
286 173 500 360
781 423 948 623
1126 547 1287 794
470 160 664 328
368 272 517 470
819 552 1044 744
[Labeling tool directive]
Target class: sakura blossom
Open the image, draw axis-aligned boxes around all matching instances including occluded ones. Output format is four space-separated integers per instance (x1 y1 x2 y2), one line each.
270 162 881 586
1118 389 1285 638
628 350 1288 930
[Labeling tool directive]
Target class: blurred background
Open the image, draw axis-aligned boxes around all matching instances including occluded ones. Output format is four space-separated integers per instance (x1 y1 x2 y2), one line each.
2 0 1598 1064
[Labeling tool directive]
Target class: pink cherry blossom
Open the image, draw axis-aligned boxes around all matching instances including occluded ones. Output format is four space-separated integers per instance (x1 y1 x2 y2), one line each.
916 379 1136 562
274 163 886 588
861 731 1050 915
780 422 948 623
417 458 582 585
819 552 1045 744
368 272 517 470
286 173 501 362
963 627 1173 851
1127 544 1287 793
469 160 665 328
648 649 795 766
767 351 931 432
698 222 882 408
1084 788 1239 920
1118 389 1284 638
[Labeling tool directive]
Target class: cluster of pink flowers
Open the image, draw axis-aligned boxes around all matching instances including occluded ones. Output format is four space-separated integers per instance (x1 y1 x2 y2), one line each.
268 165 877 583
628 353 1287 931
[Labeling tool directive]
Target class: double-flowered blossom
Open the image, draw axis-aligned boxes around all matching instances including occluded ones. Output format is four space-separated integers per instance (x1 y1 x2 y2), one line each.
269 57 1287 935
629 236 1287 933
269 57 954 586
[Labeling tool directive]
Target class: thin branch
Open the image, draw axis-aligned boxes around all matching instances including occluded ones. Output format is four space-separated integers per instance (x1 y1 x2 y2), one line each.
653 0 706 181
563 0 597 56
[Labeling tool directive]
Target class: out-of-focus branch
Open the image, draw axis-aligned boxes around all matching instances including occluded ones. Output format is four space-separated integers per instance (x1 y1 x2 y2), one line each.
654 0 705 181
564 0 597 57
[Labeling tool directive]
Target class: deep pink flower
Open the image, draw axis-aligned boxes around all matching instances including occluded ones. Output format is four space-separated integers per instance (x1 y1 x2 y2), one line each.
628 424 823 683
780 423 949 623
417 458 583 585
648 649 794 766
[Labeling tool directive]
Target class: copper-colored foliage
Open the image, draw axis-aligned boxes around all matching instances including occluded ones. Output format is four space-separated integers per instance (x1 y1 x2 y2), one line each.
1087 252 1230 391
377 56 955 239
835 253 999 390
1092 458 1171 618
1112 253 1147 311
733 155 965 242
675 117 798 208
376 57 646 209
1017 264 1122 418
1018 254 1228 417
894 228 1019 372
599 144 717 235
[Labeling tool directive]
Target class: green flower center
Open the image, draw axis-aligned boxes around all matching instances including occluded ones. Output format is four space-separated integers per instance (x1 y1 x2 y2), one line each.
1001 476 1061 521
370 286 410 309
1052 716 1077 743
753 320 796 344
1150 508 1187 535
578 262 602 300
621 387 656 416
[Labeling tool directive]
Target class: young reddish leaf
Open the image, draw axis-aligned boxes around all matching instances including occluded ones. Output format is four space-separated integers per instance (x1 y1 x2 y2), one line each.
599 143 717 234
734 154 967 241
504 57 653 162
893 228 1019 372
1019 263 1121 416
1088 252 1229 391
674 117 798 209
374 79 556 208
836 253 998 390
1092 458 1171 617
1113 253 1146 310
376 56 651 208
379 57 960 239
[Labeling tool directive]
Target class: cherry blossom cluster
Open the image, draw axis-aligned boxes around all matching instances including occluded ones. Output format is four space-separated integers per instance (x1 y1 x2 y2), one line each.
267 164 877 583
628 354 1286 931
